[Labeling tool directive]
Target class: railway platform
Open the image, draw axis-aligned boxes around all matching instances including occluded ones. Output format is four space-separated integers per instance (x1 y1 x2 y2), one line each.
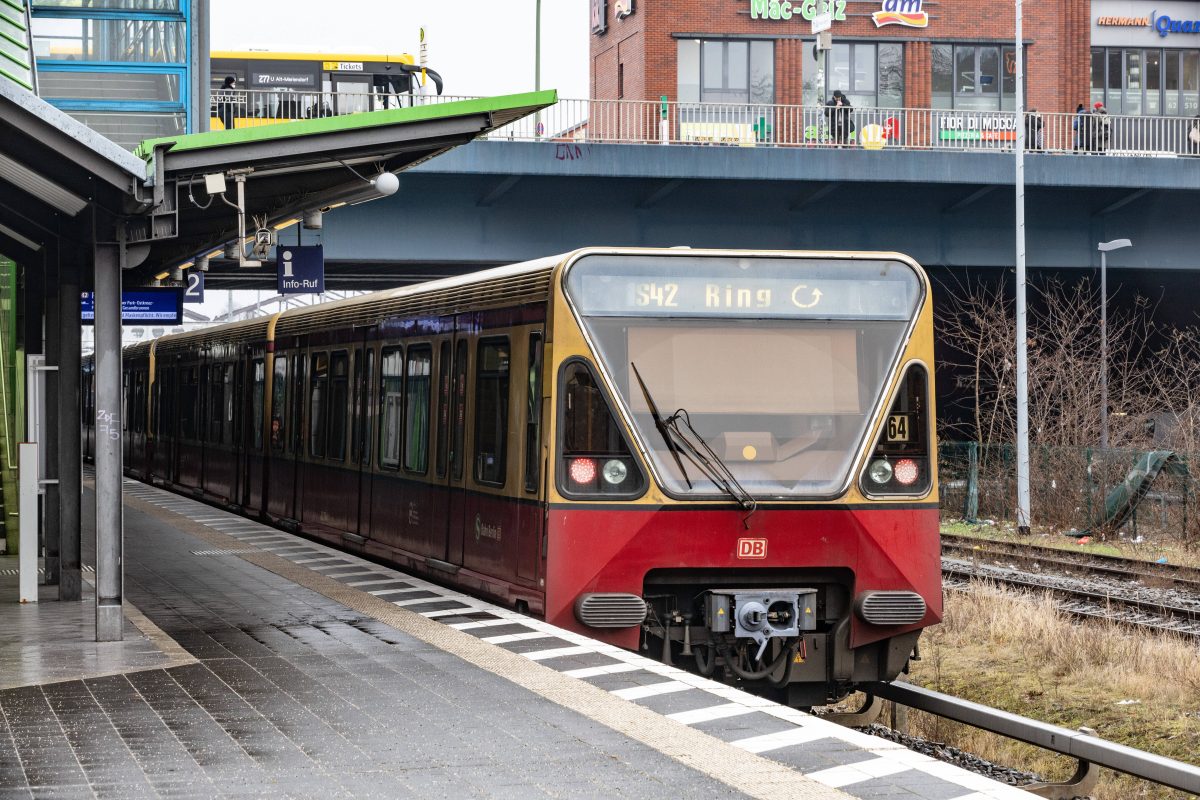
0 480 1031 800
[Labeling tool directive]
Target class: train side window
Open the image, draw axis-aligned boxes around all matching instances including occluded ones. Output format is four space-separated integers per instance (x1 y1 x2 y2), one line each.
524 332 544 493
435 341 450 477
252 359 265 451
358 348 374 466
450 339 467 481
290 355 305 454
180 367 197 440
309 352 329 458
328 351 349 461
404 345 432 474
271 355 287 452
474 338 510 487
223 365 236 446
122 373 130 431
206 365 222 443
201 365 213 441
351 349 363 464
379 346 403 470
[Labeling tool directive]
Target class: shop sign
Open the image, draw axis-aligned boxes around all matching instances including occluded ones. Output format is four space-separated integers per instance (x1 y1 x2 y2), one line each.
1091 1 1200 46
936 112 1016 142
749 0 847 24
747 0 928 28
872 0 929 28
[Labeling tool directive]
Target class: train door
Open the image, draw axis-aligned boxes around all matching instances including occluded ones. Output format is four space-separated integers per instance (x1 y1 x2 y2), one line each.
445 331 470 565
352 338 375 537
515 331 545 583
266 348 304 523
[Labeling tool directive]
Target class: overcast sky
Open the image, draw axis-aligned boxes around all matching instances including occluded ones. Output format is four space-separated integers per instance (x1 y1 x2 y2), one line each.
210 0 589 99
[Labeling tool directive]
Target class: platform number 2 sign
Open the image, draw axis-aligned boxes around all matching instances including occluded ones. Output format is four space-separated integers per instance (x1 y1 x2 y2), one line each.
183 271 204 304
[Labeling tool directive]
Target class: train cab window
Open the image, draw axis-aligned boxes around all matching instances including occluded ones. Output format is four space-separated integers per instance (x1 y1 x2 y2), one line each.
379 347 404 470
404 346 432 473
309 352 329 458
474 338 510 486
559 361 645 497
271 356 287 452
524 333 544 493
451 339 467 481
328 352 349 461
436 341 450 477
291 355 305 454
252 359 265 451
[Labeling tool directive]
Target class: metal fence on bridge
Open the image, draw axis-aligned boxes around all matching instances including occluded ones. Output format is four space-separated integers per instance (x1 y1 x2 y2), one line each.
211 90 1200 158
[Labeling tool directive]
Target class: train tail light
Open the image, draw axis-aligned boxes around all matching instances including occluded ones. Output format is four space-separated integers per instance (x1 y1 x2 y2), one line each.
861 364 931 496
569 457 598 487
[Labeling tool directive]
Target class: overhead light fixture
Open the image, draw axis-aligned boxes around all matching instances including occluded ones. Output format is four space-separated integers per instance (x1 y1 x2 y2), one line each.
197 256 210 272
154 271 170 281
372 172 399 197
273 218 300 232
302 209 323 229
0 153 89 216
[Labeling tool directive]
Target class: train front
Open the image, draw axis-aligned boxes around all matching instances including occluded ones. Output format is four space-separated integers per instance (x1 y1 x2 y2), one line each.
545 249 940 707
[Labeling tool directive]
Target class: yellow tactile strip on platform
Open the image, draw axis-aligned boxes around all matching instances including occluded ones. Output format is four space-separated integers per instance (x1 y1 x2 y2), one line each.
119 488 851 800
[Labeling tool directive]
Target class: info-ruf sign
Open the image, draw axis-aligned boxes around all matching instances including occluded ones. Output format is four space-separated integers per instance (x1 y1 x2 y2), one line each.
277 245 324 294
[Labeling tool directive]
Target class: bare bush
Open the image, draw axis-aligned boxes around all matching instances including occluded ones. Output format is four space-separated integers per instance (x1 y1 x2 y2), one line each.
938 275 1200 542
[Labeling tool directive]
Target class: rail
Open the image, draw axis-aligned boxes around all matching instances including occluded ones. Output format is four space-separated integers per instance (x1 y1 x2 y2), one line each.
210 90 1200 158
868 680 1200 796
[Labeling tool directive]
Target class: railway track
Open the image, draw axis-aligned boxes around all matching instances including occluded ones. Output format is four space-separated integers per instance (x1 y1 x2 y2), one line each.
940 535 1200 638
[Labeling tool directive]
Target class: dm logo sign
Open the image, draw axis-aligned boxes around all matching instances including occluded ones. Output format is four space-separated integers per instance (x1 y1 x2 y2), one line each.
277 245 324 295
872 0 928 28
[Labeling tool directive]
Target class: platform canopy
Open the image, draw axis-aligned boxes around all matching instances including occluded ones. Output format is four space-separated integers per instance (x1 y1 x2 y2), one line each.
130 92 556 285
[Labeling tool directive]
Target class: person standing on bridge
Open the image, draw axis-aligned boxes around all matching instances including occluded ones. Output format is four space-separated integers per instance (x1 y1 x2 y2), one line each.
825 90 854 148
217 75 237 131
1089 101 1111 154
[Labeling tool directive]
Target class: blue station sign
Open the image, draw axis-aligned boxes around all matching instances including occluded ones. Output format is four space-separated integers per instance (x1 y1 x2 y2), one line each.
277 245 325 295
80 288 183 325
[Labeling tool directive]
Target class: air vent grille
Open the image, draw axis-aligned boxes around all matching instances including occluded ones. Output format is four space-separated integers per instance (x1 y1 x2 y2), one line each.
575 593 647 628
856 591 927 626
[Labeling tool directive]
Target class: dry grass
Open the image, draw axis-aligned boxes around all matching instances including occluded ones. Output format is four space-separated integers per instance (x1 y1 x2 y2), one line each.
902 581 1200 799
943 519 1200 570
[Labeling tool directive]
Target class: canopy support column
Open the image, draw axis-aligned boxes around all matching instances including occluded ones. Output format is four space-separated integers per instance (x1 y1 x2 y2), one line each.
93 241 122 641
58 256 82 602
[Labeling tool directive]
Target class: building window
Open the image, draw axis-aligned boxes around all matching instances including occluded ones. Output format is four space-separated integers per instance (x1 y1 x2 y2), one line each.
677 39 774 104
824 42 903 109
1092 48 1200 116
932 44 1022 110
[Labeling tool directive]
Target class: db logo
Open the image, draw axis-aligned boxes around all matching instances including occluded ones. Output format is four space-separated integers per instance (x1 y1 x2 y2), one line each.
736 538 768 559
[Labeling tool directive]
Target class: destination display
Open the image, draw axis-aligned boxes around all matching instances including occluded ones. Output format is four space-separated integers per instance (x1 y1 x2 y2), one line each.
80 289 183 325
567 256 920 319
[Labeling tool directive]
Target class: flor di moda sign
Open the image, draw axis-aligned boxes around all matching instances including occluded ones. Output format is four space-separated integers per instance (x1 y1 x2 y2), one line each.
748 0 929 28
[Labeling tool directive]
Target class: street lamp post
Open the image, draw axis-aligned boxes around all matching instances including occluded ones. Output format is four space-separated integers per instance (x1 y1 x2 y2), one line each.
1097 238 1132 450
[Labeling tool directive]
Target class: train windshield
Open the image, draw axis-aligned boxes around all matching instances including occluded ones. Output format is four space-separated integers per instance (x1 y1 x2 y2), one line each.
564 254 923 499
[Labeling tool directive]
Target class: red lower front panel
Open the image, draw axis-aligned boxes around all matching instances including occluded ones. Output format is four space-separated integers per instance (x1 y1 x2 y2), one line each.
545 505 942 650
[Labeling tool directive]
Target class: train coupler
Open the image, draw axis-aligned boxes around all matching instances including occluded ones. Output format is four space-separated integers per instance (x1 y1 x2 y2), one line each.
705 588 818 662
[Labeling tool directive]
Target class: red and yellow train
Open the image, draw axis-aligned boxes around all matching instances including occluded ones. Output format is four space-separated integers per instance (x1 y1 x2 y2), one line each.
87 247 941 706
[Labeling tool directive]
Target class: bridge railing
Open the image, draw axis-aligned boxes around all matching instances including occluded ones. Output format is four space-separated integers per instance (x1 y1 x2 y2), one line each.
210 90 1200 158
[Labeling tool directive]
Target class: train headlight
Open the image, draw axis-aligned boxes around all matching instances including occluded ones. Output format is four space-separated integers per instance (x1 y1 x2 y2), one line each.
569 458 597 485
601 459 628 485
894 458 919 486
868 459 893 484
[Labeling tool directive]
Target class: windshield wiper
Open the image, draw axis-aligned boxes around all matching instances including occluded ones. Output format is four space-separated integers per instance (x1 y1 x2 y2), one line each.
662 408 758 528
632 362 692 489
631 363 758 528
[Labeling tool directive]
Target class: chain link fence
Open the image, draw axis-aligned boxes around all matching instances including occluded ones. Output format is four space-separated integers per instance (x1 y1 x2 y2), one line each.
939 441 1200 545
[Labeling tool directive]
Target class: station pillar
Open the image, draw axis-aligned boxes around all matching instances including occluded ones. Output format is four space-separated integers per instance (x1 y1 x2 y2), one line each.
58 255 81 602
93 241 122 641
42 251 59 587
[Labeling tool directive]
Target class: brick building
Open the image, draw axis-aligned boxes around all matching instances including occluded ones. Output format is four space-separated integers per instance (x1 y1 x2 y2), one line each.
589 0 1200 119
